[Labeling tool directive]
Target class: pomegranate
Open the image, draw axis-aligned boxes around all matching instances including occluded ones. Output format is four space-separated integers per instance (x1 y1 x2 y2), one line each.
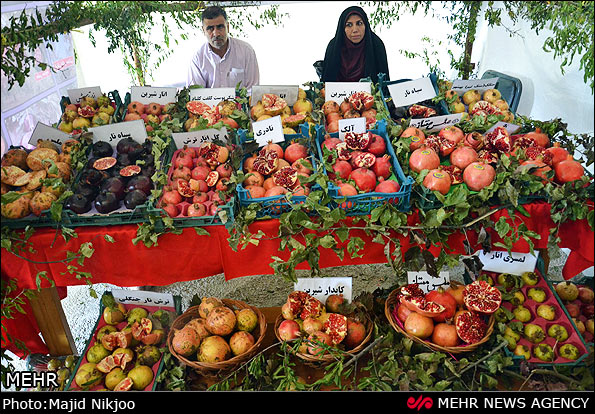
463 162 496 191
278 320 301 341
521 160 552 182
545 143 570 166
350 168 377 192
302 317 324 335
464 131 484 150
454 310 487 344
229 331 255 356
375 179 400 193
330 160 353 181
372 155 392 180
261 142 284 159
215 163 233 179
523 128 550 147
555 281 579 301
323 313 348 345
554 156 584 183
339 99 352 115
409 148 440 173
205 306 237 336
306 331 333 356
438 126 464 145
578 286 594 303
172 165 192 181
174 151 194 169
292 158 312 175
323 137 342 152
243 170 265 187
187 203 206 217
243 154 257 171
284 142 308 164
431 323 460 347
198 297 224 318
344 131 371 151
191 165 211 181
171 326 201 357
446 283 465 307
425 287 458 322
353 152 376 168
402 296 446 317
450 145 478 170
401 127 426 151
198 335 231 363
265 185 288 197
367 133 386 156
396 304 413 323
322 100 340 116
348 91 374 111
326 112 342 126
404 312 434 339
463 280 502 314
325 294 344 313
162 203 179 217
272 166 298 189
343 319 367 349
423 169 452 195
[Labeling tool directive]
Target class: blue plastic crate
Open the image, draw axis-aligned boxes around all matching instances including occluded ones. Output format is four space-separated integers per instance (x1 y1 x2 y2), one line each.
236 123 323 219
315 119 414 215
481 70 522 113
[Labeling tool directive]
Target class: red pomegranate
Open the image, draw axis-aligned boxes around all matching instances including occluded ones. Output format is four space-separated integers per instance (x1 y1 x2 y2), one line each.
404 312 434 339
431 323 460 347
554 156 584 183
322 137 342 152
396 304 413 323
545 143 570 167
372 155 392 180
367 134 386 156
423 169 452 195
438 126 464 145
350 168 377 192
330 160 353 181
450 145 478 170
409 148 440 173
284 142 308 164
523 127 550 147
375 179 400 193
521 160 552 182
463 162 496 191
425 287 458 322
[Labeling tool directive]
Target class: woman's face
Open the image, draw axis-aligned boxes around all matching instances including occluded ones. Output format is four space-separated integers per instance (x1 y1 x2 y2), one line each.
344 13 365 44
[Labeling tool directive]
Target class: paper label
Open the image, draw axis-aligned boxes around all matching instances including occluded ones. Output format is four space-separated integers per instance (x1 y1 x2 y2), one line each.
130 86 178 105
188 87 236 108
408 272 450 294
28 122 71 147
89 119 148 144
338 117 367 140
486 121 521 134
253 116 284 146
451 77 499 93
409 113 465 133
67 86 103 104
172 128 229 149
324 82 372 103
387 77 436 108
112 289 175 308
478 250 539 276
251 85 299 106
294 277 352 303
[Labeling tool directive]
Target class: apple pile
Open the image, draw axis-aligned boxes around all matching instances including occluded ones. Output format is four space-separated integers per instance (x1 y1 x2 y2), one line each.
443 88 515 123
554 281 594 343
322 91 377 133
320 131 401 196
58 94 116 134
250 89 314 134
241 140 313 199
72 303 175 391
159 142 233 218
393 281 500 347
277 291 369 355
1 140 76 219
169 297 261 364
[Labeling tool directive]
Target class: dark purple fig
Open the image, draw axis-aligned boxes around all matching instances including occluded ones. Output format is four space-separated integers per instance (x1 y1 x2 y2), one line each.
117 152 133 167
73 182 99 200
92 141 113 158
126 175 153 196
94 191 120 214
140 164 156 178
101 177 126 201
65 194 91 214
80 169 107 186
127 142 144 161
124 189 148 209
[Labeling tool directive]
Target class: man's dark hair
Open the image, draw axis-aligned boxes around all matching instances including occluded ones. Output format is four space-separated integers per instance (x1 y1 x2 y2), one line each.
202 5 227 21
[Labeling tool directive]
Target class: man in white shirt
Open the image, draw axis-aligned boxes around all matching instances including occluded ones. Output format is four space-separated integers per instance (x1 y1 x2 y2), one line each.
187 6 260 89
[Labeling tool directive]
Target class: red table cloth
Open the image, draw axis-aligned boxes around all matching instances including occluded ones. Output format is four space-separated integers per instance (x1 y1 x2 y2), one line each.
2 202 593 357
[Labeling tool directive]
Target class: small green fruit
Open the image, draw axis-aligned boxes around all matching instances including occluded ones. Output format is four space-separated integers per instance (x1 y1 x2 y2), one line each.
533 343 554 361
504 335 517 351
513 305 532 322
47 358 62 371
536 304 556 321
514 344 531 360
504 325 521 342
497 273 517 289
558 343 580 360
547 324 569 342
527 287 547 303
521 271 539 286
509 290 525 306
524 323 545 344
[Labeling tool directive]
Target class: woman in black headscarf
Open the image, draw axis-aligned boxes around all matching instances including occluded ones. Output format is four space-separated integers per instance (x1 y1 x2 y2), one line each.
321 6 389 83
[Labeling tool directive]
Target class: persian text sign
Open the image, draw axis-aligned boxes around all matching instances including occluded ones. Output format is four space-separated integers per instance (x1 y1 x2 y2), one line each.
251 85 299 106
28 122 71 147
478 250 539 276
188 87 236 108
408 272 450 294
451 77 499 93
324 82 372 102
67 86 103 104
338 117 367 140
172 128 229 149
130 86 177 105
112 289 175 308
387 77 436 108
89 119 148 144
253 115 284 146
294 277 352 303
409 113 465 133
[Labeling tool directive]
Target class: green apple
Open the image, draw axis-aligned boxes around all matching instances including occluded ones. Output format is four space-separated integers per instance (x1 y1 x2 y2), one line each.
520 271 539 286
533 343 554 362
513 305 532 322
514 344 531 360
547 324 569 342
536 304 557 321
558 344 580 360
527 287 547 303
524 323 545 343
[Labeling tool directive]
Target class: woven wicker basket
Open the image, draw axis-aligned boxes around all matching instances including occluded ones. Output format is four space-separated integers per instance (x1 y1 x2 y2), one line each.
384 288 495 354
273 309 374 367
167 299 267 378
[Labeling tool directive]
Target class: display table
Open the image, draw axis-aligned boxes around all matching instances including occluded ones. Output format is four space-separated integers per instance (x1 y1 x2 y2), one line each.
2 202 593 357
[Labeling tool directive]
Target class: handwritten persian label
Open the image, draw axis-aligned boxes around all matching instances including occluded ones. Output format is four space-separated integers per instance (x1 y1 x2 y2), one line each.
172 128 229 149
408 272 450 294
409 113 465 133
188 87 236 108
28 122 71 147
387 78 436 108
338 117 367 140
112 289 175 308
294 277 352 303
130 86 177 105
251 85 299 106
486 121 521 135
478 250 539 276
324 82 372 103
451 77 499 93
89 119 147 144
67 86 103 104
253 115 284 146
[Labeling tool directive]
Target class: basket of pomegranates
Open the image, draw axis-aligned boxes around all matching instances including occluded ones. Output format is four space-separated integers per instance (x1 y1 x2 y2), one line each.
167 297 267 378
236 123 322 218
385 282 497 354
274 291 374 366
152 142 236 228
316 119 414 214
